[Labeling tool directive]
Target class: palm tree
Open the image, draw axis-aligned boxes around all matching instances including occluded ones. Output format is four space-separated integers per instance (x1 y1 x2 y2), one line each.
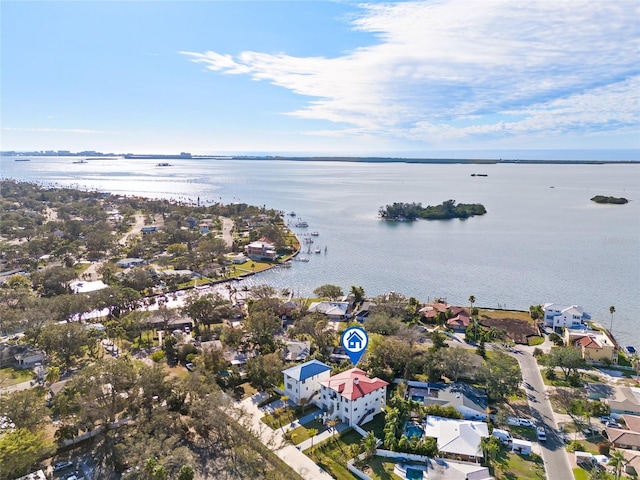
45 366 60 385
609 305 616 333
469 295 476 316
308 427 318 452
469 295 477 340
609 449 626 480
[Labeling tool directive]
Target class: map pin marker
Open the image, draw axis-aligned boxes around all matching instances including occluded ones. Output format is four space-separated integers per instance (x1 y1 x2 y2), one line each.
341 326 369 365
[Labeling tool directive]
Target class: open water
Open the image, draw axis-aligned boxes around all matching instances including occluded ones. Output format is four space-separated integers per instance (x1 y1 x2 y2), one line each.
1 156 639 346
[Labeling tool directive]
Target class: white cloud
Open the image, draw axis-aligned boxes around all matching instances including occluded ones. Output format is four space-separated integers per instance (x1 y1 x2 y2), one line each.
181 0 640 147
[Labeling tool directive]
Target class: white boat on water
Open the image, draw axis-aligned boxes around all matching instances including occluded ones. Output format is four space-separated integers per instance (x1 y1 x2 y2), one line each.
311 231 319 236
295 221 309 228
296 257 309 262
314 247 321 254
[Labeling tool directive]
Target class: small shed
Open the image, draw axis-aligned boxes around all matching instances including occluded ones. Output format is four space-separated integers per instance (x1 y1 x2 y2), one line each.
511 438 532 455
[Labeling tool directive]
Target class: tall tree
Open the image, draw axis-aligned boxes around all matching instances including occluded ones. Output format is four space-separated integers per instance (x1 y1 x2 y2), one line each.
609 305 616 332
313 284 344 301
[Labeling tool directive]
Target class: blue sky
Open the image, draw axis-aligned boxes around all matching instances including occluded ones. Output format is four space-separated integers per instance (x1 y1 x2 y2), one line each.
2 0 639 159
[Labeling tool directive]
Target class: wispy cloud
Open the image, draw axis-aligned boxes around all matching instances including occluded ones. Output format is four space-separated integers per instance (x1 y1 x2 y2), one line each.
2 127 119 134
181 0 640 146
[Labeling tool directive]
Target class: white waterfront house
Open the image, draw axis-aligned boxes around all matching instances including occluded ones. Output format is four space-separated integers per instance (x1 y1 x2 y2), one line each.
282 359 332 406
543 303 587 329
320 368 388 426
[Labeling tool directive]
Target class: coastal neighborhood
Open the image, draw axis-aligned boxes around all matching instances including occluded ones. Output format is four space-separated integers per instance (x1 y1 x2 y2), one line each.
1 180 639 480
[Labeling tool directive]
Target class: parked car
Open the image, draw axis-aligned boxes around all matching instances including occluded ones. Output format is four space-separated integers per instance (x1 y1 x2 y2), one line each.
518 418 535 428
53 461 74 472
536 426 547 441
605 420 622 428
599 416 611 423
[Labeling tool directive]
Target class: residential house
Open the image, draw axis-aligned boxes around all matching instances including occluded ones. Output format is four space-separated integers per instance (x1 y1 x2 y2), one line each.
70 280 108 294
407 382 488 420
116 257 146 268
141 226 157 234
604 427 640 451
422 458 493 480
245 240 278 261
605 387 640 416
424 415 489 462
13 345 45 368
199 224 210 234
320 368 388 426
0 344 44 369
46 379 70 406
282 359 332 406
307 301 351 321
564 328 617 365
420 303 471 332
543 303 587 329
282 340 311 362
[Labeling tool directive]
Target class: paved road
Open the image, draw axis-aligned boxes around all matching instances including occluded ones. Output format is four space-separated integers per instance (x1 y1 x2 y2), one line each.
516 350 573 480
221 217 234 248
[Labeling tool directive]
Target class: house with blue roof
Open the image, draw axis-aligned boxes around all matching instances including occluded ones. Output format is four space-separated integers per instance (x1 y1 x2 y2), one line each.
282 359 332 406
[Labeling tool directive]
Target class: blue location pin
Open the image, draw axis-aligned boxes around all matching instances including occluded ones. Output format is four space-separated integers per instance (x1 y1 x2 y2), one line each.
341 326 369 365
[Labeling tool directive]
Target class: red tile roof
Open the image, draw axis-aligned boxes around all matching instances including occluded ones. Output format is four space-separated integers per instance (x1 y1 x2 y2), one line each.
320 368 389 401
576 336 602 349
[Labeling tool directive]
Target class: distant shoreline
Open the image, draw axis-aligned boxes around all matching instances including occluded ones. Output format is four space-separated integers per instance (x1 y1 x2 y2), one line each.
4 153 638 165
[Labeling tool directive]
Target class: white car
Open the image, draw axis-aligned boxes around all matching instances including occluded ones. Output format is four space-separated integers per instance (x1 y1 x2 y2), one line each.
518 418 535 428
536 426 547 441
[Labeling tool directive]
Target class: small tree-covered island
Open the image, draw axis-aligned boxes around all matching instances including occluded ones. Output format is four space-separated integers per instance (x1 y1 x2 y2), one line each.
590 195 629 205
379 199 487 221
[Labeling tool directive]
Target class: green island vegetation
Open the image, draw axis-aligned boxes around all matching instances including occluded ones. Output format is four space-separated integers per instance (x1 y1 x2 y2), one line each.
1 180 636 480
590 195 629 204
379 199 487 221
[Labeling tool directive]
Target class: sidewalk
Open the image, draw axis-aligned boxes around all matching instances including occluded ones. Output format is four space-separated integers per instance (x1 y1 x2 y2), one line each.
236 394 335 480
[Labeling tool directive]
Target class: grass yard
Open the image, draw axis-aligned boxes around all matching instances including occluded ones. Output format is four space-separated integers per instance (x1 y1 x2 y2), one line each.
288 418 328 445
361 457 402 480
261 404 320 430
234 381 260 401
361 413 386 440
0 366 35 386
305 428 362 480
492 450 545 480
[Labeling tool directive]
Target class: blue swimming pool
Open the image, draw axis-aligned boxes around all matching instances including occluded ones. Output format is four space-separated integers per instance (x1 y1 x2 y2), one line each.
406 467 424 480
404 421 423 438
411 395 425 402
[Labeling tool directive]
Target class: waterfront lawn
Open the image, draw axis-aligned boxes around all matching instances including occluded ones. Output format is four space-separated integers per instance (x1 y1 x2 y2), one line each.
305 428 362 480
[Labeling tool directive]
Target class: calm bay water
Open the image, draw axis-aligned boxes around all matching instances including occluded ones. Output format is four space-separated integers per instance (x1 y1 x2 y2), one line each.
2 156 639 346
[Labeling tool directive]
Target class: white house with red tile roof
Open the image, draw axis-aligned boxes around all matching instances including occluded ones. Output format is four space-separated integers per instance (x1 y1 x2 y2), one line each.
320 368 388 426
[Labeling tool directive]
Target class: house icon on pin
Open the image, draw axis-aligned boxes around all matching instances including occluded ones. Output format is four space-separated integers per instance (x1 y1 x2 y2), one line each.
346 330 364 350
